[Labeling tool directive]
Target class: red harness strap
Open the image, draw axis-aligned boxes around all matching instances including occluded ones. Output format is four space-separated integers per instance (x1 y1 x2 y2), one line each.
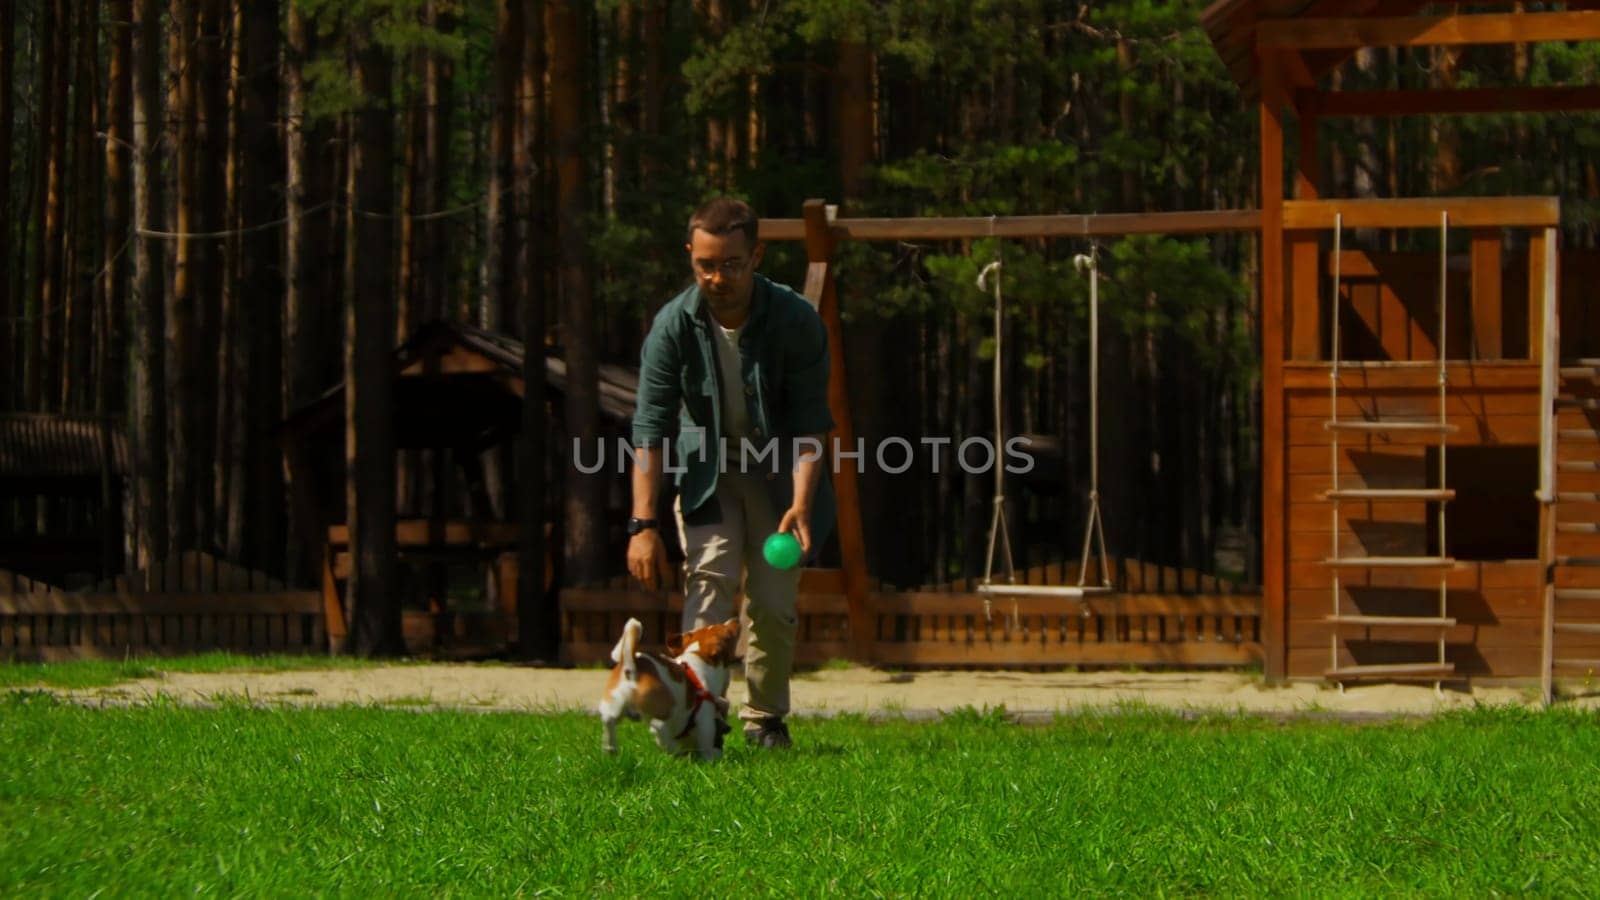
674 661 719 740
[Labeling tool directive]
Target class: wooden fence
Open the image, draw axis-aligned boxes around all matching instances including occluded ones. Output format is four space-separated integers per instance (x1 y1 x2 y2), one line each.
0 552 324 661
561 558 1263 669
2 550 1262 668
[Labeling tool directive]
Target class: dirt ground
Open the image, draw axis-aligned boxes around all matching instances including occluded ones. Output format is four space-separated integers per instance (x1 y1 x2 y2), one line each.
53 664 1600 719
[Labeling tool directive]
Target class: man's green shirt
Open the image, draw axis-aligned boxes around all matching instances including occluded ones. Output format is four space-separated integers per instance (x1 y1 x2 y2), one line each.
631 274 836 533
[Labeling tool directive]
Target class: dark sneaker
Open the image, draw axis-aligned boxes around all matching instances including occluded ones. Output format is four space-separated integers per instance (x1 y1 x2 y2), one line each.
714 717 731 750
743 717 792 749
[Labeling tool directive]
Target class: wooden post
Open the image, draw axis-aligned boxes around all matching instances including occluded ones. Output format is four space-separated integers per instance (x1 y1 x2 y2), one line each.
801 199 873 662
1471 228 1503 359
1289 107 1321 361
320 547 347 651
496 550 518 646
1259 53 1288 683
1528 229 1548 364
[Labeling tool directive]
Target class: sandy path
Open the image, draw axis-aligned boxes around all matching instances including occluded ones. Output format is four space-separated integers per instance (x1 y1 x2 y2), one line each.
52 664 1595 718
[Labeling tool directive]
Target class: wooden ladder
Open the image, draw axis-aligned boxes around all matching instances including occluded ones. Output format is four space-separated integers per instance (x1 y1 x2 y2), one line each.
1323 212 1456 683
1543 359 1600 701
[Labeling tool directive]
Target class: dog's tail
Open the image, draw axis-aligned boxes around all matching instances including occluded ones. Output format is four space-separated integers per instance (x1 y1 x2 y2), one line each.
610 617 643 681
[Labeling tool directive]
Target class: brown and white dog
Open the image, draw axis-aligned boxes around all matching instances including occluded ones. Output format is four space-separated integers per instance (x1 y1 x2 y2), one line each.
599 617 740 761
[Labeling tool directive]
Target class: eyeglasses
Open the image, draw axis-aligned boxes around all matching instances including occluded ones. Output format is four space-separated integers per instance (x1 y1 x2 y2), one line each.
691 257 749 279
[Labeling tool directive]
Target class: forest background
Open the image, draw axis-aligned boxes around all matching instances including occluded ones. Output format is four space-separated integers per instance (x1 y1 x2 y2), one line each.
2 0 1596 652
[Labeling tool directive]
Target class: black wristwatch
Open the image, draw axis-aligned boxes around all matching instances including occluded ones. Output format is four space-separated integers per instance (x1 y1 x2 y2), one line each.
627 517 659 536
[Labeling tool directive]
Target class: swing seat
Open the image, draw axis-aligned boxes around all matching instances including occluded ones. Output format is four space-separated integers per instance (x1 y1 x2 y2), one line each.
975 582 1112 598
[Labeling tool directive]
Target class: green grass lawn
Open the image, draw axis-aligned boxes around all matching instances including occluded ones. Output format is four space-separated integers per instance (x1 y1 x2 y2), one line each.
2 695 1598 896
0 652 389 690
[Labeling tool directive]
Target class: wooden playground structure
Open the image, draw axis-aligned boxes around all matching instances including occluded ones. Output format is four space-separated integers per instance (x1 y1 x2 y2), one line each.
563 3 1600 698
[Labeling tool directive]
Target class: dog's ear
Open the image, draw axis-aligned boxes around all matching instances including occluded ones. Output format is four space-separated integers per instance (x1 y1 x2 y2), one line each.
713 621 742 665
665 632 686 657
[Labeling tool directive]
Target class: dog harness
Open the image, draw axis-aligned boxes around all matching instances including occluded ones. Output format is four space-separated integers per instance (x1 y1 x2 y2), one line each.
674 661 719 741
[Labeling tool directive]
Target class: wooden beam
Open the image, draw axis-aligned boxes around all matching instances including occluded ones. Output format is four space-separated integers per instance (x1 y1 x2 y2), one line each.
869 591 1261 618
1282 360 1540 390
1279 49 1316 91
1305 86 1600 118
1259 11 1600 50
398 347 499 377
321 551 347 649
803 199 873 662
758 209 1262 243
558 587 1261 618
1321 249 1471 279
1260 52 1288 683
1289 107 1321 361
870 641 1260 668
1528 229 1549 366
327 519 521 547
1471 229 1503 360
1283 197 1560 230
0 591 322 615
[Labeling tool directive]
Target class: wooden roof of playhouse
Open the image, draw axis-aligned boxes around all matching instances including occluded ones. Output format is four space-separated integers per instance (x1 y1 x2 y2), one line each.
0 414 129 489
1201 0 1600 112
279 320 639 451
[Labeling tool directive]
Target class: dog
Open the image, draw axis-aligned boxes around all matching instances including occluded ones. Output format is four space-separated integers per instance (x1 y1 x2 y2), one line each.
599 617 740 761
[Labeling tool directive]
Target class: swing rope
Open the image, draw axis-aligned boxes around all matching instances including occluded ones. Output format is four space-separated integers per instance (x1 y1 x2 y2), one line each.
977 217 1017 625
1074 246 1113 592
976 219 1113 625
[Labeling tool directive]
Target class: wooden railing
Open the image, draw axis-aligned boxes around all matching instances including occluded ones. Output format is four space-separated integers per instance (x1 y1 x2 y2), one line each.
0 552 323 661
561 559 1261 669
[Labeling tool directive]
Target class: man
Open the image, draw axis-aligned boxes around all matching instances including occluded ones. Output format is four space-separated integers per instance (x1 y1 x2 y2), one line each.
626 196 835 750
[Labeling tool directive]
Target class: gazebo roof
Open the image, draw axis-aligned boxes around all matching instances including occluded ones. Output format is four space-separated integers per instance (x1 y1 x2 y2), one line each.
279 320 639 452
1199 0 1403 99
0 414 129 486
1202 1 1600 104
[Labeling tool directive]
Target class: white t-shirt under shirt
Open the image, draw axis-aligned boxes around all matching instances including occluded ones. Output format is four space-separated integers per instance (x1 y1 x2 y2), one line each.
714 323 753 445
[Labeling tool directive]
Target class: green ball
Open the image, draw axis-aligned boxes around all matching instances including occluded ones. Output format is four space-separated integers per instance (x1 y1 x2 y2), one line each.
763 532 803 570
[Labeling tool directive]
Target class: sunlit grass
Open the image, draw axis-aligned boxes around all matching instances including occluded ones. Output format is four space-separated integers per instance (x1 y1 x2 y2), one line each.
2 698 1597 895
0 651 383 690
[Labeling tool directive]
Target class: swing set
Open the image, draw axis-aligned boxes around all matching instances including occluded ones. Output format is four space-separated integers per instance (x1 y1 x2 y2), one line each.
756 203 1263 651
973 230 1111 622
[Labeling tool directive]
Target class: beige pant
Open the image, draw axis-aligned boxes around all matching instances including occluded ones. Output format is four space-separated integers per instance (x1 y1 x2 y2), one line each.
675 470 800 723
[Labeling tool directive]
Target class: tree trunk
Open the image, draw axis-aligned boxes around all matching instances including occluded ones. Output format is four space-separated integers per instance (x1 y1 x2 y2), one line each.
193 0 228 547
835 41 873 202
167 0 197 553
518 0 553 658
103 0 134 577
421 0 456 324
481 0 521 332
611 0 632 209
396 47 421 342
702 0 727 187
236 0 282 572
550 0 604 585
637 0 664 187
1116 38 1138 211
1513 1 1529 167
346 21 402 656
596 4 615 216
131 0 167 572
22 1 52 412
1433 43 1460 194
33 0 68 413
478 0 524 528
216 0 244 556
284 2 334 585
65 0 99 414
0 0 12 411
